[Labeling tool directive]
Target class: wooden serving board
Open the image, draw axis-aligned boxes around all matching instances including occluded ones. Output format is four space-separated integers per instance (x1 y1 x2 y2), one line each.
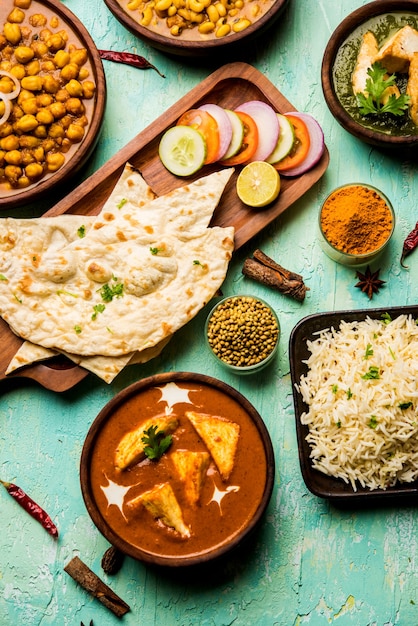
0 62 329 391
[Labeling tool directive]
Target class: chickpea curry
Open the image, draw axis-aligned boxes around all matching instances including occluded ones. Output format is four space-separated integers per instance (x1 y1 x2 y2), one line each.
87 379 271 560
116 0 275 41
0 0 96 193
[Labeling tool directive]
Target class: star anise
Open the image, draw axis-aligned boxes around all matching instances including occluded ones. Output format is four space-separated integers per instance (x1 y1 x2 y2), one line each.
355 266 386 299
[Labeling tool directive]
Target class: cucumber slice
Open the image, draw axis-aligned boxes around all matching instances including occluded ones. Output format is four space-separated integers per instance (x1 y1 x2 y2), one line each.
266 114 295 164
159 125 207 176
221 109 245 160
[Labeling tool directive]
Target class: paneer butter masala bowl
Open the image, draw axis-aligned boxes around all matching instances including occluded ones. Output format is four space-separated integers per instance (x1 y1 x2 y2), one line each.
321 0 418 149
80 372 275 566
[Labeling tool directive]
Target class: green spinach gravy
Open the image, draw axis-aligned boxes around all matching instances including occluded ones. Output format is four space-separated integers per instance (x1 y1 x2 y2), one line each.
332 12 418 136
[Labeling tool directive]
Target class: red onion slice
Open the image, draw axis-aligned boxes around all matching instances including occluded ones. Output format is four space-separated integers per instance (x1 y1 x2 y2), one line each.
235 100 280 162
279 112 325 177
199 103 232 161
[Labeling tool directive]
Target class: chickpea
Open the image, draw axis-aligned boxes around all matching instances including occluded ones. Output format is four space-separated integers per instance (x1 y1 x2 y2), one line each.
10 64 25 80
14 0 32 9
16 175 30 188
0 35 7 50
43 75 60 94
5 149 22 165
0 151 4 165
21 150 34 165
25 59 41 75
31 40 48 57
66 123 85 142
20 97 38 115
59 114 72 129
42 138 56 152
7 8 25 23
61 138 72 153
47 33 66 52
19 135 40 149
34 125 47 138
15 114 39 133
65 97 84 116
48 123 65 139
55 88 70 103
14 45 35 63
49 101 66 119
0 135 20 151
78 67 90 81
54 49 70 68
41 60 56 73
82 81 95 99
36 93 54 107
0 123 13 139
46 152 65 172
50 17 60 30
0 76 16 95
70 49 88 66
65 79 84 97
25 162 44 179
21 75 43 91
33 146 45 162
60 63 79 82
31 17 48 29
36 108 54 125
4 23 22 45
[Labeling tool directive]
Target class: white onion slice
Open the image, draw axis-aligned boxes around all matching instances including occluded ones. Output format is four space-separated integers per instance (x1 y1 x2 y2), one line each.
279 112 325 177
0 96 11 127
0 70 21 101
199 103 232 161
235 100 280 162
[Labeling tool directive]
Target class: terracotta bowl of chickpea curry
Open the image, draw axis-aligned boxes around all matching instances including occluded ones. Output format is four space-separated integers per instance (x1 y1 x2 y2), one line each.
80 372 275 567
322 0 418 150
103 0 289 57
0 0 106 209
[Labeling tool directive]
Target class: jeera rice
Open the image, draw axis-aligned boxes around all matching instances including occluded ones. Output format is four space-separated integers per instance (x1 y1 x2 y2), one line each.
296 314 418 491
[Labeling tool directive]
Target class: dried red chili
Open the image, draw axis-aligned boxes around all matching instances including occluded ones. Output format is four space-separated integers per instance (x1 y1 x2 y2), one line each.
401 221 418 268
98 50 165 78
0 479 58 538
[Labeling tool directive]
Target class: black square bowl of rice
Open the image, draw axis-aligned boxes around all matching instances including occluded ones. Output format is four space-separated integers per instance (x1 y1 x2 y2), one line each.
289 305 418 502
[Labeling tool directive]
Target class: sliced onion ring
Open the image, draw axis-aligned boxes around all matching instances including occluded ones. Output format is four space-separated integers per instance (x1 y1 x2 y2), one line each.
0 70 21 101
235 100 280 162
279 112 325 177
0 95 11 127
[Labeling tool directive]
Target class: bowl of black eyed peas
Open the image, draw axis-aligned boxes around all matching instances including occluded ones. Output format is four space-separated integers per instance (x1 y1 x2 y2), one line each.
103 0 289 57
0 0 106 209
205 295 280 375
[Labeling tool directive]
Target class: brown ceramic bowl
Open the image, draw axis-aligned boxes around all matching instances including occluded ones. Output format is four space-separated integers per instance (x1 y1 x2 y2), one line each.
103 0 289 57
321 0 418 150
0 0 106 210
80 372 275 567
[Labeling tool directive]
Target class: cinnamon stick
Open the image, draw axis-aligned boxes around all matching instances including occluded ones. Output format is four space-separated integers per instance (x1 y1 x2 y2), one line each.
242 249 309 302
64 556 130 618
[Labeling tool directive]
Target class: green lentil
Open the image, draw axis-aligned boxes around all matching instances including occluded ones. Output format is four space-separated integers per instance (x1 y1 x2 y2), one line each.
206 296 279 367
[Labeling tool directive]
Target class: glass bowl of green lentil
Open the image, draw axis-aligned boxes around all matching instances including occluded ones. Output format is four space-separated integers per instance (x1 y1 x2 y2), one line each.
205 295 280 374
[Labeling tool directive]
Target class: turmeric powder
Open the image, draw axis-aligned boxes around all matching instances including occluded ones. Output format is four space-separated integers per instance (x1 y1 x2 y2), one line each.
320 185 393 255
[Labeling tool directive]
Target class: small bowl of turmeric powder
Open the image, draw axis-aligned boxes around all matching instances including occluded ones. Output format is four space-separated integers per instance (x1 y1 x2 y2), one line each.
319 183 395 267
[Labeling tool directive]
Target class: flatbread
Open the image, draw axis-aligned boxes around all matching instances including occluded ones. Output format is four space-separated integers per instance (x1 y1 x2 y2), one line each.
0 164 234 375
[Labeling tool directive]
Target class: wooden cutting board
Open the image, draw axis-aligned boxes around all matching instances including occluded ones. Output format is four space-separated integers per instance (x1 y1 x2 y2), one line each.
0 62 329 391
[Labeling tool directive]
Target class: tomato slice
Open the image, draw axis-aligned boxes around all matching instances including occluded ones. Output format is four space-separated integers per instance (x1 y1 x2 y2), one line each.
220 111 258 166
177 109 220 164
274 114 310 171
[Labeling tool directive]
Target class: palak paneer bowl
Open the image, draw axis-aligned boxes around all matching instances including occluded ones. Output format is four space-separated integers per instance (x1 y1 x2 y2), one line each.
321 0 418 149
80 372 275 567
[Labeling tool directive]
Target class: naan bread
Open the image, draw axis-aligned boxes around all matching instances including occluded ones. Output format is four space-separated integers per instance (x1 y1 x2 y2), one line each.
0 165 234 369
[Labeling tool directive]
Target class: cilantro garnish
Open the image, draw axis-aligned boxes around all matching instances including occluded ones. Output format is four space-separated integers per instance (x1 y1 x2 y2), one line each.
362 366 380 380
357 63 411 116
381 312 392 325
141 425 173 461
92 303 106 320
117 198 127 209
150 247 160 255
399 401 413 410
332 384 338 394
364 343 374 359
347 388 353 399
77 225 86 238
99 278 124 302
368 415 378 429
74 325 82 334
0 274 8 281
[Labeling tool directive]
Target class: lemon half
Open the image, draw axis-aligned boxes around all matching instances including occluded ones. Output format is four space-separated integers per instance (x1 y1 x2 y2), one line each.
236 161 281 208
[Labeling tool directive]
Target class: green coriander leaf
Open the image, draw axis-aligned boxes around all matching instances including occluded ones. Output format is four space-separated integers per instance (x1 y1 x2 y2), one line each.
0 274 8 281
332 384 338 394
92 303 105 320
381 312 392 325
389 346 396 360
357 62 410 116
77 225 86 238
362 365 380 380
364 343 374 359
399 401 413 410
74 325 82 334
99 280 124 302
141 425 173 461
117 198 127 209
150 247 160 255
347 388 353 399
368 415 378 429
